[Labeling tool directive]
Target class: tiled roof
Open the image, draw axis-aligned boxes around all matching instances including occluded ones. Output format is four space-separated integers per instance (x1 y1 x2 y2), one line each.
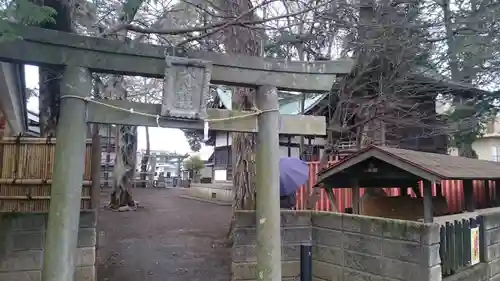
376 146 500 179
319 145 500 181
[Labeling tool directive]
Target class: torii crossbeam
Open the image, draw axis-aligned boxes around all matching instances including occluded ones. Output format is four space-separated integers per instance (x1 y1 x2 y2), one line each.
0 21 354 281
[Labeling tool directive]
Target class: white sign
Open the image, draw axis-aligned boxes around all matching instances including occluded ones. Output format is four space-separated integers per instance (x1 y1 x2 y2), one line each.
471 227 480 265
101 152 116 165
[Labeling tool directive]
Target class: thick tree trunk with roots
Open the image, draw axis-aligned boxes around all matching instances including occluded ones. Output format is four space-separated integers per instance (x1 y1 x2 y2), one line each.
90 0 145 208
97 75 139 208
110 125 138 208
101 0 145 206
220 0 262 241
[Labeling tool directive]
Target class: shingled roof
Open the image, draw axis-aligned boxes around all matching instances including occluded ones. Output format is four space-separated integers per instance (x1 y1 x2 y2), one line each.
317 145 500 184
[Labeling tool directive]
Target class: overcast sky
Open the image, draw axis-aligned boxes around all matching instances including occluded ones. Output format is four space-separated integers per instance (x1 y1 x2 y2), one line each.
24 65 214 160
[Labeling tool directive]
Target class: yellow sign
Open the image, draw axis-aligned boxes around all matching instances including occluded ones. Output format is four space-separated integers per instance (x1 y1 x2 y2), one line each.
471 227 480 265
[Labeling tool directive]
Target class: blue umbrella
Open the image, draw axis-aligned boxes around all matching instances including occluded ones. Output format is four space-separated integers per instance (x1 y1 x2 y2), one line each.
280 157 309 196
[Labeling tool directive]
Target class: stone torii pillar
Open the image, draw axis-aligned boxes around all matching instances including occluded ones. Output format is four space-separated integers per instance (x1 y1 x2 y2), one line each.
255 85 281 281
42 67 91 281
0 24 351 281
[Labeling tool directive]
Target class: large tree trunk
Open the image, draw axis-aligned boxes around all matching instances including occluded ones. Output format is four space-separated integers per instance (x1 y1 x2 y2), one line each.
110 125 138 208
220 0 262 240
36 0 74 136
98 76 139 208
139 127 151 188
102 0 145 207
442 0 477 158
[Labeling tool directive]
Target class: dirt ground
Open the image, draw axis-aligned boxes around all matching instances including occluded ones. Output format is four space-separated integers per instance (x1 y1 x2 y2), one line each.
96 188 232 281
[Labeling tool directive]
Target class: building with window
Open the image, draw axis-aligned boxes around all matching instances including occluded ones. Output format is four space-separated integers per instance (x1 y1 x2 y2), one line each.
449 116 500 161
135 149 187 179
472 117 500 162
205 88 328 182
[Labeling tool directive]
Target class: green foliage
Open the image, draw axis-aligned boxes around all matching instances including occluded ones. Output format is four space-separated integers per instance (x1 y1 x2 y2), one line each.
0 0 56 41
183 155 204 173
444 98 495 157
183 130 202 152
13 0 56 25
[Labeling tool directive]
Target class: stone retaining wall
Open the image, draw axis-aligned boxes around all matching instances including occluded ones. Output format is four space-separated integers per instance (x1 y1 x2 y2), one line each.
312 212 441 281
0 211 96 281
232 210 312 281
232 210 441 281
482 212 500 281
186 183 233 202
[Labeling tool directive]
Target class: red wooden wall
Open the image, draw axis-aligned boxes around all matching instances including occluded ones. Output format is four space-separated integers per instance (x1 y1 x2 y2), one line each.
296 161 497 214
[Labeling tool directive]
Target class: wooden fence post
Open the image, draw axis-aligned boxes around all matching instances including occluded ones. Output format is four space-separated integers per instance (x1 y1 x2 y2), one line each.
42 67 91 281
255 85 282 281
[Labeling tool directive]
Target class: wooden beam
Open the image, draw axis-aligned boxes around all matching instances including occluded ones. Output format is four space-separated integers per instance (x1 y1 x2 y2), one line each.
351 179 360 214
0 22 354 92
484 180 491 207
463 179 475 212
321 178 419 189
496 179 500 207
399 187 408 196
85 99 326 136
423 180 434 223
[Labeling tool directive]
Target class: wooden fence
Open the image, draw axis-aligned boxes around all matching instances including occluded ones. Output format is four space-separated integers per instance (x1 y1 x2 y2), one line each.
0 137 93 212
440 217 483 277
297 162 496 214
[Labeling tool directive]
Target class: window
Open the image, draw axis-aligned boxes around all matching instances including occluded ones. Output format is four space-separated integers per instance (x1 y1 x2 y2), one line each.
492 147 500 162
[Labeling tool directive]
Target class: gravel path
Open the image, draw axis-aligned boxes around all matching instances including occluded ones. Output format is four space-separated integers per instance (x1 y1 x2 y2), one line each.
96 188 232 281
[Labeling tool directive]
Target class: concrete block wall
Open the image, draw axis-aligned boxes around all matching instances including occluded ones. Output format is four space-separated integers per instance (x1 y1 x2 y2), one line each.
232 210 312 281
312 212 442 281
186 184 233 202
482 212 500 281
0 211 96 281
232 210 442 281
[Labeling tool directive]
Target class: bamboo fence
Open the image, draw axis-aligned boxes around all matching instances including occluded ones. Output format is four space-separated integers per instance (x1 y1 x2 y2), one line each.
0 137 92 212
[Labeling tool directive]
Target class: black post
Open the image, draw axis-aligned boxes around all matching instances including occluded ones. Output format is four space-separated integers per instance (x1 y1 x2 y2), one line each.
463 179 475 212
300 244 312 281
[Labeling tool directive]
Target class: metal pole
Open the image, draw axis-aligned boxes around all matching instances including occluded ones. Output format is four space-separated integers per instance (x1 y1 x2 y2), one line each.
300 244 312 281
299 93 306 156
255 85 282 281
42 67 90 281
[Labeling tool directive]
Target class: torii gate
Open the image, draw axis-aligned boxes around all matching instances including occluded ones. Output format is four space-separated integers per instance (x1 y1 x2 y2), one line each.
0 22 353 281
